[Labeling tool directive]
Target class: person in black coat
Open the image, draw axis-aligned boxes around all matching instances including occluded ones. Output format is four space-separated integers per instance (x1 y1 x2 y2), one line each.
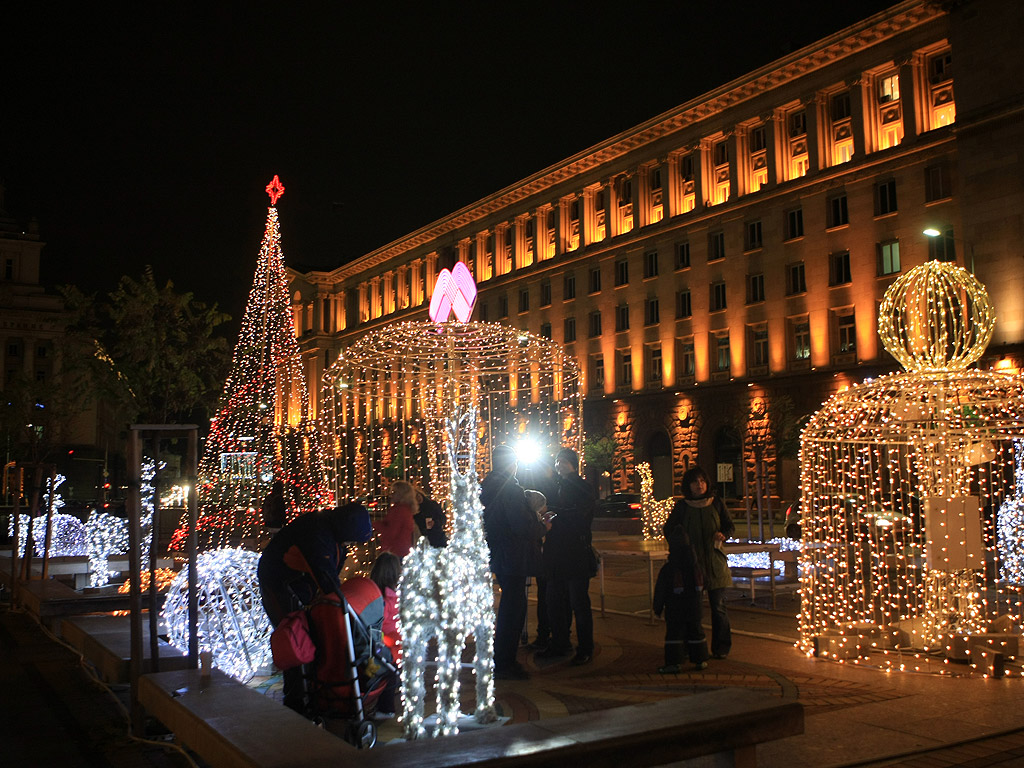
481 445 546 680
412 486 448 548
537 448 597 666
258 502 372 712
653 525 709 673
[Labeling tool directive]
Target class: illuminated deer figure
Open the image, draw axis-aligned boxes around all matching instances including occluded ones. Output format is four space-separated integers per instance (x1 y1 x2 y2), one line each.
638 461 674 540
398 406 497 739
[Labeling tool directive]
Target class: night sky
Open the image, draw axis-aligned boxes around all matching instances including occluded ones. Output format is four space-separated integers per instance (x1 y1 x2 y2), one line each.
5 2 898 333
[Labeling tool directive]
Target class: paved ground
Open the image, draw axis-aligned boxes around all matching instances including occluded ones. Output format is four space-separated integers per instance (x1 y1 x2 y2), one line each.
6 551 1024 766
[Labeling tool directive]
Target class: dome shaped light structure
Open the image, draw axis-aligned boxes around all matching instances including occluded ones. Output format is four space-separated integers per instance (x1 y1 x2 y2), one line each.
321 319 583 507
799 261 1024 671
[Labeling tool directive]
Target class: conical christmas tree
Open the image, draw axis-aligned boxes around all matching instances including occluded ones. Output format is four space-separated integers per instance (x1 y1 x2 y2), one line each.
181 176 330 550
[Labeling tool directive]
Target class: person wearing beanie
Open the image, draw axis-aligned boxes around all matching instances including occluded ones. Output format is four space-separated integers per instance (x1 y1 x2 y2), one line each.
661 465 734 659
257 502 372 711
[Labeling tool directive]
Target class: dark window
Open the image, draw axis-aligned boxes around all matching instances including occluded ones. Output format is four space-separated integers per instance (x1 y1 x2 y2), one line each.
564 316 576 342
620 352 632 386
593 356 605 387
829 251 852 285
745 220 763 250
679 154 695 180
588 311 602 337
827 194 849 228
711 281 727 311
876 179 898 215
713 141 729 166
751 326 769 367
589 267 601 294
785 208 804 240
518 288 530 313
674 241 691 270
787 263 807 295
4 258 14 280
928 228 957 262
649 346 663 382
478 302 489 322
830 90 851 121
837 313 856 353
540 322 552 339
929 51 953 83
925 164 952 202
650 168 662 190
564 273 576 300
878 240 901 275
708 230 726 261
750 126 767 152
540 280 551 307
747 273 765 304
679 339 695 376
714 334 730 372
789 110 807 137
643 250 659 279
644 298 660 326
499 295 508 318
616 304 630 332
614 259 629 286
676 290 692 319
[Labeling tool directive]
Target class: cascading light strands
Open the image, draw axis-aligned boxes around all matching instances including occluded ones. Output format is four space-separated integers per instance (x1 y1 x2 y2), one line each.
998 442 1024 584
161 547 272 681
321 320 583 506
178 178 331 551
638 462 673 540
798 261 1024 674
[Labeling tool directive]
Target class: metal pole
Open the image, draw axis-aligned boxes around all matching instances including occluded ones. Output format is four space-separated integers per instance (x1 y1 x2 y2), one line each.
127 429 144 736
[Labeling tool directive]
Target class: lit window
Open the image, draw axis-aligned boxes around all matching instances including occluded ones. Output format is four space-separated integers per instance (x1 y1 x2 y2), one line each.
830 90 854 165
713 333 730 372
648 345 663 383
928 50 956 129
711 139 730 205
878 240 901 276
875 71 904 150
787 109 809 180
679 154 696 213
792 319 811 361
649 168 663 224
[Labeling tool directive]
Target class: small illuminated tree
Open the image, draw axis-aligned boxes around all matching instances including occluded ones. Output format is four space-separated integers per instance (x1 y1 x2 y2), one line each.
799 261 1024 668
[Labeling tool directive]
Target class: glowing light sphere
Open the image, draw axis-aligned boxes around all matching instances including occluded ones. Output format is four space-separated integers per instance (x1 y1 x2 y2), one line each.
799 262 1024 671
161 547 272 682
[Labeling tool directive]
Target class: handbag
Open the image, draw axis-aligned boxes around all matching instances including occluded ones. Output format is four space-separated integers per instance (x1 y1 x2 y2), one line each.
270 608 316 670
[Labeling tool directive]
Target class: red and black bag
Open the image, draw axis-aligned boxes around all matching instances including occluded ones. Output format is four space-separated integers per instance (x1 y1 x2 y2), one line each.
271 608 316 670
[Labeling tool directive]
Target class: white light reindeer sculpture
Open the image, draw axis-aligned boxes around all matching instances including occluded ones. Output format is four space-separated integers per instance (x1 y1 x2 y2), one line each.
398 406 498 738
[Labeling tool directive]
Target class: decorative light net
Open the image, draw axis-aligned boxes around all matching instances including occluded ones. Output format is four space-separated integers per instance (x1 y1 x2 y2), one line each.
798 261 1024 672
321 320 583 506
162 547 271 682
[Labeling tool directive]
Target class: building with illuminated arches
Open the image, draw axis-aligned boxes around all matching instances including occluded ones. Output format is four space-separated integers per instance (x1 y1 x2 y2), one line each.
288 0 1024 503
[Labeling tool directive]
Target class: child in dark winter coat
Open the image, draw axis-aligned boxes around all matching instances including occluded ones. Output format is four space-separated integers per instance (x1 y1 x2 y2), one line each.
652 525 710 673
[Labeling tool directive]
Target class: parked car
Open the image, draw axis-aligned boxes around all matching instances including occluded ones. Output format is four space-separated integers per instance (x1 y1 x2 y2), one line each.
596 493 642 518
783 494 917 540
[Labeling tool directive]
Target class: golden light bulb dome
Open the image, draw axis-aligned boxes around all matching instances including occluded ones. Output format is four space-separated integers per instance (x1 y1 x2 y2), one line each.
877 261 995 372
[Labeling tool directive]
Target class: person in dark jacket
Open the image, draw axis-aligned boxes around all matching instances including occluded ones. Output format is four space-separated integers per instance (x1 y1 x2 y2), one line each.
653 525 709 672
258 502 372 711
481 445 545 680
412 486 448 548
261 480 287 529
662 465 734 659
537 447 597 666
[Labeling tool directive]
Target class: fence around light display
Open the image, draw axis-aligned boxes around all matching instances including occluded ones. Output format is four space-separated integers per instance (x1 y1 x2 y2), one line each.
320 319 583 507
798 261 1024 672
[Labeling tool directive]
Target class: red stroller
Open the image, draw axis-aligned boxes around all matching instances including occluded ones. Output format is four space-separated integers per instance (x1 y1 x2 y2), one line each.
306 576 397 749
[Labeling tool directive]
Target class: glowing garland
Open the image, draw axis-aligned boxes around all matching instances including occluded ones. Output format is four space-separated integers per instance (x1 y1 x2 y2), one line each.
637 462 673 540
178 184 330 551
161 547 272 681
6 475 80 557
399 408 496 738
798 261 1024 674
998 441 1024 584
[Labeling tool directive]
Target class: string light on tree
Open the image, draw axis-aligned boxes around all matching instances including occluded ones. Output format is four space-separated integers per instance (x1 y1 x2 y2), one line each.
174 177 330 550
998 441 1024 584
161 547 272 681
637 462 673 540
798 261 1024 673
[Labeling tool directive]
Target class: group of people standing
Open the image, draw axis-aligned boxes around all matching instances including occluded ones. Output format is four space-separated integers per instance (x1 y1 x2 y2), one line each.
480 446 597 681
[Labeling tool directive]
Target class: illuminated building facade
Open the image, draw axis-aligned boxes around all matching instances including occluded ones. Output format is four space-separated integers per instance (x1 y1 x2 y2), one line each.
289 0 1024 502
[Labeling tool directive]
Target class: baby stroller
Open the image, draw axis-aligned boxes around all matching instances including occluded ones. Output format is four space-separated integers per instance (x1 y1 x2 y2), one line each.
305 576 397 748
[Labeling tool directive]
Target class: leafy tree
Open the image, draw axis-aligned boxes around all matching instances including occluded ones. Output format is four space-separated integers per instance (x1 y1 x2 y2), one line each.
583 434 616 476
